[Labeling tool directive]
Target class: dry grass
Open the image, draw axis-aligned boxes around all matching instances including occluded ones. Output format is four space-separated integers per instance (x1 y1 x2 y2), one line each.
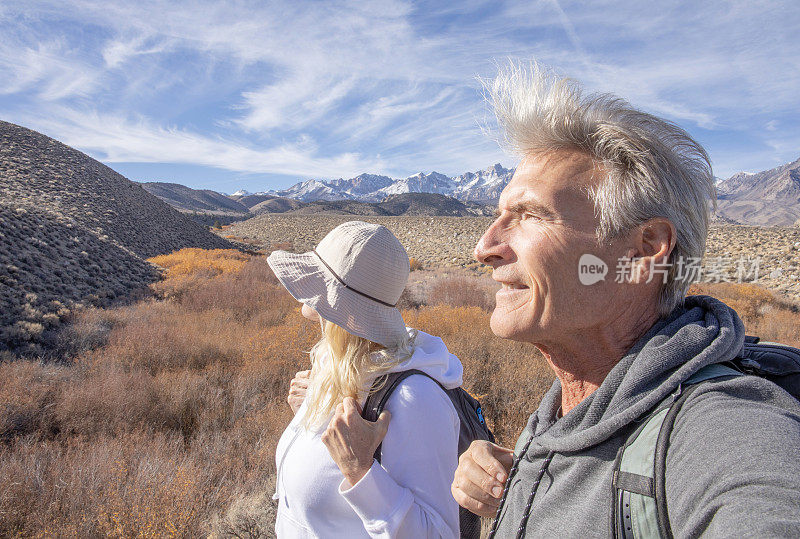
428 276 495 311
0 252 307 536
689 282 800 347
0 251 797 536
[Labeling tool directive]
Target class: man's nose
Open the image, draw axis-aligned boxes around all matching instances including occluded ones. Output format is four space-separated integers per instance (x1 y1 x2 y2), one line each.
474 217 509 266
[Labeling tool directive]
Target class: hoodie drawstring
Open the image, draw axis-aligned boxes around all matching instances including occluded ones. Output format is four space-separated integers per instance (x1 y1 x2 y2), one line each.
488 432 555 539
515 450 555 538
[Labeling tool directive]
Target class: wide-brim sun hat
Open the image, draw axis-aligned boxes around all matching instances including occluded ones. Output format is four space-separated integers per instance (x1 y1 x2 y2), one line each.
267 221 410 348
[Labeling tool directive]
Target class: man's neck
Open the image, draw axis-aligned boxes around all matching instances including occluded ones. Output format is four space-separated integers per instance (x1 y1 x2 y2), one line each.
537 307 660 416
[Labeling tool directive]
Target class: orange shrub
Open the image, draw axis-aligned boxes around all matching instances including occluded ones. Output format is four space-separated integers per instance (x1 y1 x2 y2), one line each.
148 248 249 278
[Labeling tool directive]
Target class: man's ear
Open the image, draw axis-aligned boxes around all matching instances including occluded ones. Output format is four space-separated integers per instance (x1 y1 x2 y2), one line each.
629 218 676 284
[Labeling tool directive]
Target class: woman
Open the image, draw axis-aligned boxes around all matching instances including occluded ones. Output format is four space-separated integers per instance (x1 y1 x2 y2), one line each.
267 221 462 538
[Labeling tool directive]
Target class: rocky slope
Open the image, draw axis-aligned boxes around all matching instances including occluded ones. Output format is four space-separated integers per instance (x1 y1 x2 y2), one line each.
0 120 233 356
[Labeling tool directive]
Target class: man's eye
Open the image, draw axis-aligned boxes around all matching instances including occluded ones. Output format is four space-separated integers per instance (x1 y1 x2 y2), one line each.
521 212 543 221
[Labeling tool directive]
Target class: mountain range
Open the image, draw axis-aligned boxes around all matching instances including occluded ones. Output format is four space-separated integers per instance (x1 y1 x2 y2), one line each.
231 163 515 204
150 157 800 226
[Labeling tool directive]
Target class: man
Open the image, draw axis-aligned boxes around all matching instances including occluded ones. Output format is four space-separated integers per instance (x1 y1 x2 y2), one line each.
450 64 800 536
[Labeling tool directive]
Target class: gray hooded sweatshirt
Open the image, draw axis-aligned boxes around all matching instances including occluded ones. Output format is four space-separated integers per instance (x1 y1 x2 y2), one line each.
494 295 800 538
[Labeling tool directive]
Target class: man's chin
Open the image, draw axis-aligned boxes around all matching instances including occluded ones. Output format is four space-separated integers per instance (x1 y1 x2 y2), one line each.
489 310 528 341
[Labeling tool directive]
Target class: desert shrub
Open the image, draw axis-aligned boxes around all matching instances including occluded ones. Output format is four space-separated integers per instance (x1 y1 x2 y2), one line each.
209 479 277 539
174 257 291 323
428 276 495 311
268 241 293 251
149 248 249 280
753 308 800 348
0 432 209 536
689 282 776 322
689 282 800 347
0 361 66 441
50 307 120 358
94 304 248 373
55 364 172 437
396 287 424 310
0 248 314 534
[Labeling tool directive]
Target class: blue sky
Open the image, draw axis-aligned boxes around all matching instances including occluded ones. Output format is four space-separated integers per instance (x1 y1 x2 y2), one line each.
1 0 798 193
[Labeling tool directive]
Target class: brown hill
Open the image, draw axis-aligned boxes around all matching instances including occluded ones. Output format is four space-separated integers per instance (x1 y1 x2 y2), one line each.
251 192 493 217
234 194 306 214
376 193 493 216
0 120 233 356
142 181 250 215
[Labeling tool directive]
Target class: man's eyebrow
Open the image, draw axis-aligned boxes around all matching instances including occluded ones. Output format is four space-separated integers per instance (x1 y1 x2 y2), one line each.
502 198 557 219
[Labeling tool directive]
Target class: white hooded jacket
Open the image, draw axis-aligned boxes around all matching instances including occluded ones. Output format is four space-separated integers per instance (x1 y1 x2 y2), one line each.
274 329 462 538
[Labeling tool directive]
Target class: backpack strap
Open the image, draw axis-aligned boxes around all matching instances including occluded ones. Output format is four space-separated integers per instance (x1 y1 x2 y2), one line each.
362 369 442 463
613 363 742 539
362 369 491 539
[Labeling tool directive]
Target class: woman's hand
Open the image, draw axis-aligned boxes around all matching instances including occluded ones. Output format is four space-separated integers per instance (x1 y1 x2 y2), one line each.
321 397 391 487
288 370 311 414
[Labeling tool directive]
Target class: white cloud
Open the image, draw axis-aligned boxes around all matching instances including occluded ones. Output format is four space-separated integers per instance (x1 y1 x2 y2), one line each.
0 40 99 100
1 0 798 182
15 107 386 178
101 33 174 68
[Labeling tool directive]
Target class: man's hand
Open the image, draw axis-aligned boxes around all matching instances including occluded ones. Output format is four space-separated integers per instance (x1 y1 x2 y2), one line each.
287 370 311 414
321 397 391 487
452 440 515 517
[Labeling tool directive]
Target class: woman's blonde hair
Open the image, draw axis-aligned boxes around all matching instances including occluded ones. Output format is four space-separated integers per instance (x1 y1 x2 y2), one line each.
302 320 416 429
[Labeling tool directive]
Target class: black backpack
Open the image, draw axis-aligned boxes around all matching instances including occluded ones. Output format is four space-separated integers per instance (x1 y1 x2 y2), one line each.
612 336 800 538
363 369 495 539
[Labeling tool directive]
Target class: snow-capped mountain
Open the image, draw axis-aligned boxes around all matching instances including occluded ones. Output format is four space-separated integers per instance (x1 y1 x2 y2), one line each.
231 189 251 197
368 171 454 201
329 173 395 198
452 163 514 202
275 179 354 202
261 164 514 204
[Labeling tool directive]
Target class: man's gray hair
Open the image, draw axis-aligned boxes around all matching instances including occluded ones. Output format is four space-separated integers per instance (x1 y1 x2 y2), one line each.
486 62 716 316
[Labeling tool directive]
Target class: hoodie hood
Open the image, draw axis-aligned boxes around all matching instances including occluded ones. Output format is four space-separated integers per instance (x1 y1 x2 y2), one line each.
529 295 745 453
385 329 463 390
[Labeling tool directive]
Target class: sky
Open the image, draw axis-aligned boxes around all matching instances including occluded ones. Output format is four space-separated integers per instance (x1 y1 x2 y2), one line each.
1 0 798 193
